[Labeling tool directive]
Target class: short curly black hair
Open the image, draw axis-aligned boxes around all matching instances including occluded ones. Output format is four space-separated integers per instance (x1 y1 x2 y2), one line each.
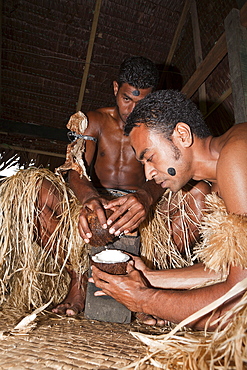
125 90 211 139
117 56 159 90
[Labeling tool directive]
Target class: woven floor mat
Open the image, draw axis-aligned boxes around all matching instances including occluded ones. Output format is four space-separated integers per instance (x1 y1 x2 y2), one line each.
0 312 166 370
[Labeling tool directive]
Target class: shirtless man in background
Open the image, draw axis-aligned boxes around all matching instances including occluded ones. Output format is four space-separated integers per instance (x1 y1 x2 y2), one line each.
52 56 166 316
70 57 162 242
91 89 247 330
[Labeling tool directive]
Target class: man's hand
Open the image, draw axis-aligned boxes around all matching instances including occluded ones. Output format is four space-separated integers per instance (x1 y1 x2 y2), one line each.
89 262 150 312
131 255 152 278
104 189 153 236
78 196 109 243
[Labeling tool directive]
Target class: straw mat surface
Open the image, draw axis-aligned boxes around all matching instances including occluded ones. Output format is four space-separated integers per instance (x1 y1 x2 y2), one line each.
0 312 162 370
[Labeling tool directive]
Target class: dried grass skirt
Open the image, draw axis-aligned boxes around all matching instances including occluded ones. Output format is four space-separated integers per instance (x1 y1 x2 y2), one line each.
0 167 89 312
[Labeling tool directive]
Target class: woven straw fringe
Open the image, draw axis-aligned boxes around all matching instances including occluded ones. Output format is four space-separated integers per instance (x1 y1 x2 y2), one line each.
125 278 247 370
140 189 201 270
195 193 247 275
125 192 247 370
0 167 89 312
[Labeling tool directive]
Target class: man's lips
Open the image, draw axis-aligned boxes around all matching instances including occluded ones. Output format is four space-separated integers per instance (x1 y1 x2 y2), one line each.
156 180 167 188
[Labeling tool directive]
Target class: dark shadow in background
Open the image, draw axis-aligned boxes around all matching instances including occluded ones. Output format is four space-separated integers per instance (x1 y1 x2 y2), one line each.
156 63 235 137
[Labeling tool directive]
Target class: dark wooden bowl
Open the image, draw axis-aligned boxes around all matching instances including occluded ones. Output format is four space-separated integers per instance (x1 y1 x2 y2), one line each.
90 250 131 275
86 208 115 247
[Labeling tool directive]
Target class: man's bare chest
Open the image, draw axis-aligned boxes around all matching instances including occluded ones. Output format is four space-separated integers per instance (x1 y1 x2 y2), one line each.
97 133 134 159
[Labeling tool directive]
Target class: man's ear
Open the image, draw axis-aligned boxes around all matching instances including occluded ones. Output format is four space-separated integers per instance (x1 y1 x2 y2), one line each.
173 122 193 147
113 81 119 96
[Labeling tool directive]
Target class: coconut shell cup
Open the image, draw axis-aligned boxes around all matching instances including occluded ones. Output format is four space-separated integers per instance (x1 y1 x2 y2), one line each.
90 250 131 275
86 207 116 247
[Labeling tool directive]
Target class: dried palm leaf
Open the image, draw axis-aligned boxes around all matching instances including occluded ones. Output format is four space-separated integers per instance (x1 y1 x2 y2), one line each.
0 167 89 313
140 188 202 270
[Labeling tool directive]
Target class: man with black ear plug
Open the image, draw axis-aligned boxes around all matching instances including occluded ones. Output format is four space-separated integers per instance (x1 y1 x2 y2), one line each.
91 89 247 331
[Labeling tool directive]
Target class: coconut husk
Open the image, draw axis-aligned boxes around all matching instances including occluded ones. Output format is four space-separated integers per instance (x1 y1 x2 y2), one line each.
0 167 89 313
90 252 130 275
86 207 116 247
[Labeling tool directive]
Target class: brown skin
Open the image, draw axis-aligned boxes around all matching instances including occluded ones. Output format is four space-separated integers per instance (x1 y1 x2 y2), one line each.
52 82 165 316
51 98 211 318
90 122 247 330
69 82 162 241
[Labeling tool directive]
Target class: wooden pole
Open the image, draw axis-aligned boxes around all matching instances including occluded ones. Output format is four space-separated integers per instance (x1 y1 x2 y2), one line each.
182 1 247 98
76 0 102 112
159 0 192 88
181 33 227 98
190 0 207 115
225 8 247 124
166 0 192 66
204 88 232 119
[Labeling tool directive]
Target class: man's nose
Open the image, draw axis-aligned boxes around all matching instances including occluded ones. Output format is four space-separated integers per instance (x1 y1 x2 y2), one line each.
144 163 157 181
128 101 137 114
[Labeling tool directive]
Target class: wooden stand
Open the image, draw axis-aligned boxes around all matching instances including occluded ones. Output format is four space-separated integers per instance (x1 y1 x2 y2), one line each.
84 236 140 323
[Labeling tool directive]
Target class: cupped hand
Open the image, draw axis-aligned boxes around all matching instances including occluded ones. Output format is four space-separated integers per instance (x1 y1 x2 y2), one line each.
90 263 149 312
131 256 152 278
78 196 109 242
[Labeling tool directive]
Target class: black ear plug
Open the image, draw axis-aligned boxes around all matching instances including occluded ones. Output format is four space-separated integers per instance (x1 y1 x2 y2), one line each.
167 167 176 176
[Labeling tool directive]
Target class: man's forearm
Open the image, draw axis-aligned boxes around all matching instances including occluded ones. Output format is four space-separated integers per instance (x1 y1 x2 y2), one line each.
144 263 223 290
68 170 99 205
140 279 229 329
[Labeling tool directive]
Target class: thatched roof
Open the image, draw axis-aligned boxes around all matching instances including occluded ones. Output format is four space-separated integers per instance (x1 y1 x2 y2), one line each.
0 0 243 171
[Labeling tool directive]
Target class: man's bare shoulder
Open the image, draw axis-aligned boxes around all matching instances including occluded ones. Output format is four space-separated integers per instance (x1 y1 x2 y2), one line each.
219 122 247 154
216 123 247 213
86 107 116 124
212 122 247 158
224 122 247 141
83 107 117 137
